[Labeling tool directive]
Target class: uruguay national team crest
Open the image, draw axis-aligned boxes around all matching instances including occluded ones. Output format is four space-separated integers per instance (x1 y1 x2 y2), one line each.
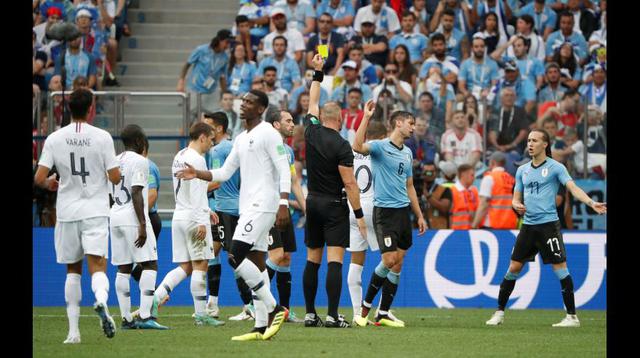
384 236 392 247
542 168 549 177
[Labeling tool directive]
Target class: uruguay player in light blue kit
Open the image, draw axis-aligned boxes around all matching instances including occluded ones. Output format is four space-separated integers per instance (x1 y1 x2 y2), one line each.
486 129 606 328
352 105 427 328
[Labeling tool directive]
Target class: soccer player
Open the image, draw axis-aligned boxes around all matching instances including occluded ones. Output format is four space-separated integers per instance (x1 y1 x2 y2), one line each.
346 121 387 322
303 54 367 329
485 129 606 327
176 90 290 341
152 122 224 327
110 125 167 330
264 108 307 323
34 88 121 343
352 108 428 328
202 112 255 321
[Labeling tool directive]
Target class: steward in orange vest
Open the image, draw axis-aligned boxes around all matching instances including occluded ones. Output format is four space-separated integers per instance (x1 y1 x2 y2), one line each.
449 164 479 229
472 152 518 229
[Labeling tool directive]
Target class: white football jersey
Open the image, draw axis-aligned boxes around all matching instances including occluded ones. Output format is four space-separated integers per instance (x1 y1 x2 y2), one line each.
110 151 150 227
38 121 118 222
171 147 210 225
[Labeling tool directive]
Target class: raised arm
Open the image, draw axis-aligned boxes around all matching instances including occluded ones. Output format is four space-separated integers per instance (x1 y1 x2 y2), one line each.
565 180 607 214
308 54 324 118
352 99 376 155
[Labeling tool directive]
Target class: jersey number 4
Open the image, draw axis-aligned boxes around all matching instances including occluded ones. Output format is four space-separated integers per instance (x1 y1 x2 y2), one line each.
70 152 90 185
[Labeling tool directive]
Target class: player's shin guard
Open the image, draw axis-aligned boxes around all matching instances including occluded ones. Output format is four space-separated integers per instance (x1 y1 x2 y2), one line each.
207 258 221 298
277 270 292 309
303 261 321 314
498 271 519 311
347 263 364 317
115 273 132 321
235 260 276 312
379 271 400 314
139 270 157 319
363 262 390 308
65 273 82 336
191 270 207 316
155 266 188 302
555 268 576 315
326 262 343 319
91 271 110 306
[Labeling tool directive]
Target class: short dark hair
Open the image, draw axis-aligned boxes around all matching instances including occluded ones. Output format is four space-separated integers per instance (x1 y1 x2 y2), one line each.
273 35 288 47
430 32 446 45
189 122 213 141
263 65 278 75
347 87 363 96
68 88 93 119
419 91 434 101
457 163 474 176
519 14 534 29
541 116 558 127
366 121 387 140
348 43 363 55
319 12 333 21
563 89 579 99
236 15 249 25
389 110 414 127
221 90 234 99
402 10 416 20
120 124 146 154
264 105 281 125
249 89 269 109
208 111 229 133
559 11 574 21
442 9 456 18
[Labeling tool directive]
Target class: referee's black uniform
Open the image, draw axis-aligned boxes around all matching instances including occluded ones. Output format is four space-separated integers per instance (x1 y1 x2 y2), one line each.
302 112 354 326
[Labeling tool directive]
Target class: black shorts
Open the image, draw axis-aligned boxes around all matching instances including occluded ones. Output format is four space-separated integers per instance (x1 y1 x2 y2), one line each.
149 211 162 241
268 213 297 252
305 193 349 248
373 206 413 254
211 211 239 252
511 221 566 265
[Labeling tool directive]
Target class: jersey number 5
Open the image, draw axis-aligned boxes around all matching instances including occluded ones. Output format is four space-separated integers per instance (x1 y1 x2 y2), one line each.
70 152 90 185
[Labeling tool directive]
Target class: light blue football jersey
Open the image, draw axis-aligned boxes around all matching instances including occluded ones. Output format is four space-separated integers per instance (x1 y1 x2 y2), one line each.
369 139 413 208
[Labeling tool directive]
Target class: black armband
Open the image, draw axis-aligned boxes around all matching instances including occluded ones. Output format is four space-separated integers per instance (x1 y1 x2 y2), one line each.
312 70 324 83
353 208 364 219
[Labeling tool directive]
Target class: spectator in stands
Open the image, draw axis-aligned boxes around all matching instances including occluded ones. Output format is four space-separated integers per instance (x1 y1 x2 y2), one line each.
579 64 606 114
306 13 346 75
518 0 557 41
536 89 580 138
372 63 414 111
33 30 49 94
491 35 545 90
391 44 418 90
315 0 355 38
261 66 289 110
287 69 329 113
577 105 606 156
257 36 302 93
409 0 431 35
538 62 569 103
429 0 472 35
474 12 505 55
293 91 310 125
227 42 258 97
331 60 373 108
389 11 429 66
462 93 484 135
471 0 513 42
237 0 272 58
33 6 62 64
506 14 545 61
419 66 455 124
471 151 518 229
217 90 242 139
54 30 97 89
419 33 460 84
588 11 606 49
406 116 439 170
535 116 567 162
353 0 401 39
546 11 588 64
414 91 446 144
340 88 364 143
39 0 75 23
581 45 606 84
566 0 598 40
177 29 231 114
96 0 123 86
370 88 400 123
449 163 479 230
441 110 483 168
551 41 582 90
458 36 500 101
421 162 452 229
348 16 389 70
428 8 469 64
233 15 255 61
487 87 528 175
262 7 305 63
274 0 316 37
335 44 380 87
491 59 536 116
558 126 606 179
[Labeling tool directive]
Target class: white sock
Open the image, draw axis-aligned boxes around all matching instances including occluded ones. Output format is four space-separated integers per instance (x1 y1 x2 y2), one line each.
65 273 82 337
91 271 109 306
253 270 271 328
235 259 276 312
347 263 364 318
208 296 218 307
155 266 188 302
139 270 157 319
191 270 207 316
115 272 132 322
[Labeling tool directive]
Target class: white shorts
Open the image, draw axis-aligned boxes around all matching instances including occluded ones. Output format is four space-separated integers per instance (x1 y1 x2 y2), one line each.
110 225 158 266
348 203 378 252
54 217 109 264
171 220 214 263
232 211 276 253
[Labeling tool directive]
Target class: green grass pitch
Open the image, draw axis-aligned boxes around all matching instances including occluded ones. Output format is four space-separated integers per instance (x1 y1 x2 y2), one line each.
33 306 605 357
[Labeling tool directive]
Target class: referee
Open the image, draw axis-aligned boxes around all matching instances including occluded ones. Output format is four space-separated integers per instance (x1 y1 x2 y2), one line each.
302 54 367 329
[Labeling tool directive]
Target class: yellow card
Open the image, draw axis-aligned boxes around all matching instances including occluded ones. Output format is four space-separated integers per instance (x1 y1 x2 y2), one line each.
317 44 329 59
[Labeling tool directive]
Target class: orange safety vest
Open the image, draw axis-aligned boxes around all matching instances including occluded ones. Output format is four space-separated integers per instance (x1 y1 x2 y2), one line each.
485 170 518 229
450 185 479 230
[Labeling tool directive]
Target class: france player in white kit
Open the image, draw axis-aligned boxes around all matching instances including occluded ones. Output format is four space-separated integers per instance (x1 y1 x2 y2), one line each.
34 89 121 343
153 122 224 327
486 129 606 328
346 121 387 322
177 90 290 341
109 124 167 330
